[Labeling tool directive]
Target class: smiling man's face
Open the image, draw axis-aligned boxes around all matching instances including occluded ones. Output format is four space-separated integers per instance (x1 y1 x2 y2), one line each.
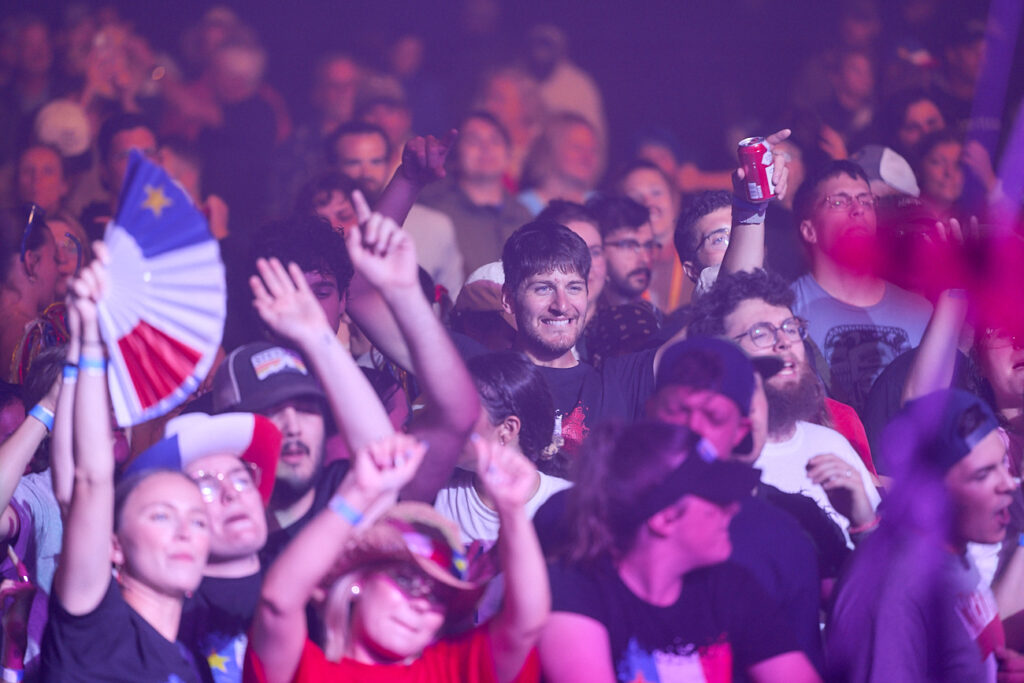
504 268 587 367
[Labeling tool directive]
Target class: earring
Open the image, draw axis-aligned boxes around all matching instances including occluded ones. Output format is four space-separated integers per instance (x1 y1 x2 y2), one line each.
351 583 361 596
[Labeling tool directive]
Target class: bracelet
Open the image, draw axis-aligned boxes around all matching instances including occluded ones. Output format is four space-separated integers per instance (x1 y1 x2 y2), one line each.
62 362 79 383
1 668 23 683
848 515 881 535
328 494 364 526
79 357 107 375
1017 532 1024 548
28 404 54 432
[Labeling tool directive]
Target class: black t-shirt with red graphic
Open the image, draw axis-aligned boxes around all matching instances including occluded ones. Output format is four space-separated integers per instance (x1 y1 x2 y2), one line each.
549 559 798 683
537 349 656 458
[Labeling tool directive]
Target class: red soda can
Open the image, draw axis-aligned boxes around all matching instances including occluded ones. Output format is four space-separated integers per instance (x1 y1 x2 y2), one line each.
737 137 775 201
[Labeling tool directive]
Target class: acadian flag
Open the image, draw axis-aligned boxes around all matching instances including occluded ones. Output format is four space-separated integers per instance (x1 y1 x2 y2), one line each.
99 150 225 426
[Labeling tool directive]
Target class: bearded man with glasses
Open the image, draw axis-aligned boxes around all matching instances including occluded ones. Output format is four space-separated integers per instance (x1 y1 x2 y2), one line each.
789 160 933 417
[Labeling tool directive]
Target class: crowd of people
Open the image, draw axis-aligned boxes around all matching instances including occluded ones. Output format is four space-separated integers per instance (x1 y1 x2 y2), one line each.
1 1 1024 681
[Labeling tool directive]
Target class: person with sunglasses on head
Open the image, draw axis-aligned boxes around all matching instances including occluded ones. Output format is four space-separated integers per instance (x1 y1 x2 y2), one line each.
0 206 62 380
121 411 281 683
244 432 547 683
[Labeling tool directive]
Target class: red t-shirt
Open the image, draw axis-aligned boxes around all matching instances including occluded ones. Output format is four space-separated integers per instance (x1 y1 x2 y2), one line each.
243 626 540 683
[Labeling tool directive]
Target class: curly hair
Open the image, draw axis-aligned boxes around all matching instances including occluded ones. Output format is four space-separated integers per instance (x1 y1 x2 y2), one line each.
252 215 354 295
686 268 795 338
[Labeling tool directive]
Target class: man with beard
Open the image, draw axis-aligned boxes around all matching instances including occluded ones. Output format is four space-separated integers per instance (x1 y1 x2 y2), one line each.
689 268 880 545
588 195 657 310
500 221 685 459
790 160 932 416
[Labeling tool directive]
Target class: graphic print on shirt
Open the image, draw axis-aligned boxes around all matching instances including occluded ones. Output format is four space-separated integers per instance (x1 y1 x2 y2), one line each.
823 324 911 413
955 584 1004 661
555 404 589 457
200 630 246 683
616 635 733 683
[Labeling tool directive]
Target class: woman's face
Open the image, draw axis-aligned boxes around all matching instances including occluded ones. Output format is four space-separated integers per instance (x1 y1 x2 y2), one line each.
45 218 82 297
622 167 677 242
920 141 964 206
114 472 210 596
349 563 448 662
899 99 945 150
184 453 268 563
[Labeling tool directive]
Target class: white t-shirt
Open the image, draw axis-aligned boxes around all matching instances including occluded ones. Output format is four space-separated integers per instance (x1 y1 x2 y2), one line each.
755 420 881 546
435 467 573 545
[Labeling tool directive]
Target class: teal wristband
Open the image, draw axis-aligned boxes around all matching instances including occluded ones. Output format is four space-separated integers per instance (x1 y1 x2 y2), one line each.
79 357 107 375
28 404 54 432
328 494 364 526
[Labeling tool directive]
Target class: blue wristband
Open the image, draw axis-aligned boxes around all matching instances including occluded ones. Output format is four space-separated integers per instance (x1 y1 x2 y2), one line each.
62 362 79 383
328 494 364 526
1018 532 1024 548
28 404 54 432
79 357 107 375
2 668 24 683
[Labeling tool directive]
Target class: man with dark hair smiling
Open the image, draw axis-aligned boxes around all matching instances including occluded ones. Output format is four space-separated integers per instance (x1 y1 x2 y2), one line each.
500 220 684 458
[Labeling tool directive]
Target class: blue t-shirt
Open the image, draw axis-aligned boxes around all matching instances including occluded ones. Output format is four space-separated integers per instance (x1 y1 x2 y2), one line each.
790 274 932 415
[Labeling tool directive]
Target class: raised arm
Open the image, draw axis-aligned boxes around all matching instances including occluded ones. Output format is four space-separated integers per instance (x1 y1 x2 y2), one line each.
901 288 969 405
475 436 550 683
250 257 394 453
50 308 80 510
0 382 55 540
346 132 458 371
53 246 117 615
249 434 426 683
721 128 791 275
346 193 480 502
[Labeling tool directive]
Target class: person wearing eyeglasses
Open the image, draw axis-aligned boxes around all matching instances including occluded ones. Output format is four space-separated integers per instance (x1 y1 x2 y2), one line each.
689 268 881 548
586 195 658 310
121 412 281 683
789 159 933 417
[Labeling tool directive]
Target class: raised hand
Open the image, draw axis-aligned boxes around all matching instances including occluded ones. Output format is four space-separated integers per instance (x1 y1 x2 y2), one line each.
346 190 421 292
348 433 427 504
474 435 538 516
733 128 792 203
250 257 332 343
67 241 110 339
962 140 998 193
806 453 875 528
398 129 459 187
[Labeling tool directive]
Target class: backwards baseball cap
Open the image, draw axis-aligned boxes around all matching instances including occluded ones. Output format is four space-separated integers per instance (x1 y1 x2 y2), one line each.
122 412 282 505
656 336 783 416
621 445 760 529
212 342 326 414
882 388 1000 475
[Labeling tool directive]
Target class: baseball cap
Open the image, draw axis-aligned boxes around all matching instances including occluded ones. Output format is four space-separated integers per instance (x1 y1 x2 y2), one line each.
851 145 920 198
122 412 282 505
453 261 516 329
212 342 326 414
882 388 1000 475
656 336 783 416
621 446 759 529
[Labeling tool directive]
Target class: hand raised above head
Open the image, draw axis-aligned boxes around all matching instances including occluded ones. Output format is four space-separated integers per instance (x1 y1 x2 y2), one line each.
250 257 332 343
733 128 792 203
474 435 538 515
348 432 427 502
398 129 459 187
345 190 420 292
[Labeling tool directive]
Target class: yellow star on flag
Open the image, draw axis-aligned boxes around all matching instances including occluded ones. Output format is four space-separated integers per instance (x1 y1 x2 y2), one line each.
142 184 172 218
207 650 229 672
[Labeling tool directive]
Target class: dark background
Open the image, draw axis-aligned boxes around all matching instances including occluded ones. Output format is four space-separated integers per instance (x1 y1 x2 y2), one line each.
9 0 1017 173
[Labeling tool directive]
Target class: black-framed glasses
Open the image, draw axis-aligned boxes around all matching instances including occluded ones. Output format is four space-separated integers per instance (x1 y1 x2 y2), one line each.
604 238 662 255
190 463 260 503
698 227 730 252
733 317 808 349
57 232 83 277
821 193 877 211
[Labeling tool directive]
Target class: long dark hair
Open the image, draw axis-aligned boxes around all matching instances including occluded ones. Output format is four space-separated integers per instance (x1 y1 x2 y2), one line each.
563 420 699 563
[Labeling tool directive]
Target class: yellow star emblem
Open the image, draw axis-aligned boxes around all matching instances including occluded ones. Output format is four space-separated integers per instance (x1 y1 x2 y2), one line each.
207 650 229 672
142 184 172 218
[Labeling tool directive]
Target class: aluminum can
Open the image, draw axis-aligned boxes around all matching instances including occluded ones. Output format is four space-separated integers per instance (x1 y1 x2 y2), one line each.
737 137 775 201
